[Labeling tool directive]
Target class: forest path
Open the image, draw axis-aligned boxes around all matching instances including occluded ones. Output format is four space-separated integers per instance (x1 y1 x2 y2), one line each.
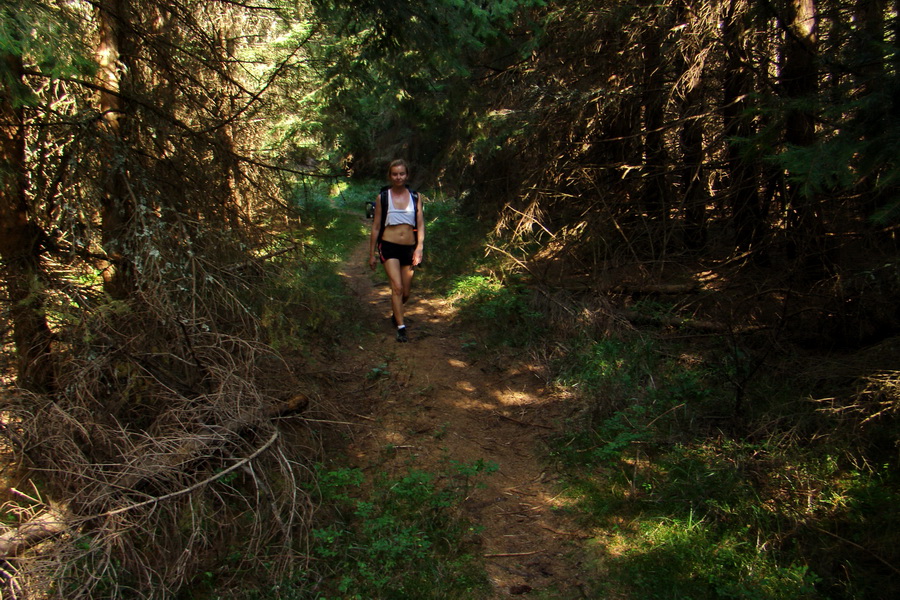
329 227 592 598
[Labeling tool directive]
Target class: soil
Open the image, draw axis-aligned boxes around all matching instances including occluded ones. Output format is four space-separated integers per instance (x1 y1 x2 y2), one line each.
324 230 594 598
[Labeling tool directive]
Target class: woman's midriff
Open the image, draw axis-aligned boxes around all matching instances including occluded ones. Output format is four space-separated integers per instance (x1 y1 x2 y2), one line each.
382 224 416 245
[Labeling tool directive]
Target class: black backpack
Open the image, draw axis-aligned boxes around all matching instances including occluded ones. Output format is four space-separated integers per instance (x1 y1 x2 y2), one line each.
377 185 420 244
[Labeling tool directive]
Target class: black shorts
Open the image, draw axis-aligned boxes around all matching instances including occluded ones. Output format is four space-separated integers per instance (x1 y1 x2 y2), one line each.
379 240 415 266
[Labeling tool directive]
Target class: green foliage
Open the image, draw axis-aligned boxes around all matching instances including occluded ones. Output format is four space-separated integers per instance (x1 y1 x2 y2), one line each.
448 274 544 347
600 516 820 600
414 193 490 293
301 0 545 172
548 330 900 599
259 181 368 349
557 338 651 398
300 462 492 599
0 1 95 84
328 178 379 212
767 56 900 223
366 362 389 380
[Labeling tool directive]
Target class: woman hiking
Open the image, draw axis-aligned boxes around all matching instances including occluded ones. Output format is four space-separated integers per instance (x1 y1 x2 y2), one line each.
368 159 425 342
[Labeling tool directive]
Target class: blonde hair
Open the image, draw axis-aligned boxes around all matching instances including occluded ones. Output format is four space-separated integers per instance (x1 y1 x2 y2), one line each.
387 159 409 177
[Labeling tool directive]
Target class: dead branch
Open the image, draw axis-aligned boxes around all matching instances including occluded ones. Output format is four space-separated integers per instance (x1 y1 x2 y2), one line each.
609 283 700 294
101 429 280 518
493 411 555 430
616 309 765 334
0 510 68 558
484 550 545 558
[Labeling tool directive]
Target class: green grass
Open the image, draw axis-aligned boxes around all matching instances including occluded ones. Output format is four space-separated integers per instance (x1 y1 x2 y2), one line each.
260 176 900 600
220 460 496 600
413 195 491 293
300 461 494 599
546 333 900 600
598 515 820 600
259 180 370 349
447 274 545 347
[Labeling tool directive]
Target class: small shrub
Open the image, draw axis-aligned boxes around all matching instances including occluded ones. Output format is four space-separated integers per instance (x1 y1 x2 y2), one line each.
449 274 544 346
302 462 492 599
260 182 368 348
416 197 490 292
599 517 821 600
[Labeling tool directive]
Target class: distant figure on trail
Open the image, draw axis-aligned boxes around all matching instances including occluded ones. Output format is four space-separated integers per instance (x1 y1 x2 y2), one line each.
368 159 425 342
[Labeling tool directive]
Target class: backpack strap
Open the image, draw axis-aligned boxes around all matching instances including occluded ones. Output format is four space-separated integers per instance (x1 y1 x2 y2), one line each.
378 186 389 243
378 185 418 244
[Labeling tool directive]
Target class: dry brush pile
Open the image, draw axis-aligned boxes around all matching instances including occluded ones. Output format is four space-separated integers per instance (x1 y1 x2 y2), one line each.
1 230 320 598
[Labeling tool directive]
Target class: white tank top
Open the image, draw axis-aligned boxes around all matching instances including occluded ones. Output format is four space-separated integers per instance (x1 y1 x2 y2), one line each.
384 189 417 227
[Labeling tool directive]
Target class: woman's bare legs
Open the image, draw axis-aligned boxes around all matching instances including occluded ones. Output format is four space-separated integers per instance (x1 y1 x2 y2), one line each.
382 259 415 327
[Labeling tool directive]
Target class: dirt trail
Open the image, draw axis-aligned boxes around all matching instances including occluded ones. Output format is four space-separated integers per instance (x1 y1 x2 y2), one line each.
331 233 590 598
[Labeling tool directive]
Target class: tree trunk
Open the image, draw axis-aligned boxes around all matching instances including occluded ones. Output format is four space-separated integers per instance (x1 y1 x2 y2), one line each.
722 0 762 253
781 0 820 267
782 0 817 149
96 0 135 299
216 29 245 226
0 52 54 393
642 10 671 229
854 0 887 211
854 0 886 95
675 0 708 249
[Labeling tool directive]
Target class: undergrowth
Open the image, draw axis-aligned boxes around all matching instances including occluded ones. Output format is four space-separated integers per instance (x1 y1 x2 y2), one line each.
413 194 491 293
259 177 899 600
259 180 369 350
239 181 495 599
302 460 493 599
547 334 900 600
449 270 900 600
448 274 545 347
231 461 493 599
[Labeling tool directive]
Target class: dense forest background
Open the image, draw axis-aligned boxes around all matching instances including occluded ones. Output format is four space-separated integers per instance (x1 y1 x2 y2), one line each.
1 0 898 598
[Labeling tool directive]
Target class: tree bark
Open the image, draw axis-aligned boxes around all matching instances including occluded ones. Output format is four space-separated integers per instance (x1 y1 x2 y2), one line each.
854 0 886 95
722 0 763 252
215 28 245 226
675 0 708 249
853 0 887 210
0 51 54 393
780 0 820 267
641 8 671 228
96 0 135 299
781 0 817 147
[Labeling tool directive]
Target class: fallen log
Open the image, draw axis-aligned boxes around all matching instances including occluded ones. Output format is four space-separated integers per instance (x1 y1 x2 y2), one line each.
617 310 768 334
609 283 700 295
618 309 726 332
0 509 68 558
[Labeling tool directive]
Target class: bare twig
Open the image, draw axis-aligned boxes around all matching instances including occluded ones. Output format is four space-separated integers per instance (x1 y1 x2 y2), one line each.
484 550 545 558
809 524 900 576
493 412 554 430
99 429 280 518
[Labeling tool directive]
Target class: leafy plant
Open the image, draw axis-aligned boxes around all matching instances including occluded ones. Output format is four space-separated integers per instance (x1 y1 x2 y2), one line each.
301 462 492 599
259 181 368 349
448 274 544 346
599 515 821 600
415 195 492 292
366 362 390 380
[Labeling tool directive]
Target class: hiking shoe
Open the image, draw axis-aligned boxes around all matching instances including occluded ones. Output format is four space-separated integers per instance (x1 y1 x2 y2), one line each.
396 326 408 343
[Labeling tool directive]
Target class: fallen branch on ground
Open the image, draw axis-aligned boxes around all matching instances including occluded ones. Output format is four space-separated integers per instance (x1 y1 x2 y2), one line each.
484 550 545 558
0 510 68 558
